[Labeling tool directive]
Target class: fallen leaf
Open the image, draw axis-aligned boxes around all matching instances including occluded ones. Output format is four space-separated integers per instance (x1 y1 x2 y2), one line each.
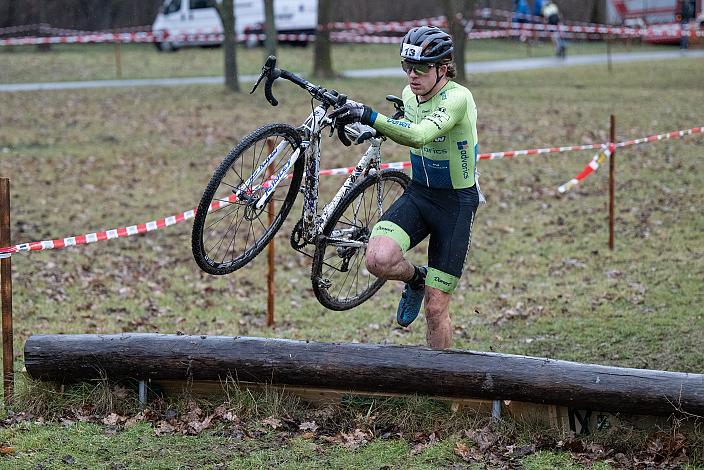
102 413 124 426
188 415 213 434
155 421 176 436
0 446 15 454
262 416 282 430
299 421 318 432
454 442 471 461
341 428 372 449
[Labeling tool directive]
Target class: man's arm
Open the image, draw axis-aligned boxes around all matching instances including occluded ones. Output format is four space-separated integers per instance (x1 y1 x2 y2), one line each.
370 94 466 148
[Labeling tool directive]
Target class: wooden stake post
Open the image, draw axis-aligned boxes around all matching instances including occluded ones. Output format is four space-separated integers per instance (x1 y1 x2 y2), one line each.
266 139 275 327
0 178 13 405
114 42 123 79
609 115 616 250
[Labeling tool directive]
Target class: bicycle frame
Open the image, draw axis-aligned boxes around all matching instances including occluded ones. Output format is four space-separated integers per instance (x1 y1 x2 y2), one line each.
243 103 384 247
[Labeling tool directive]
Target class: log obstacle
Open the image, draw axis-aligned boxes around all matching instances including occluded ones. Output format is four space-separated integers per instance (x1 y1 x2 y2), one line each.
24 334 704 416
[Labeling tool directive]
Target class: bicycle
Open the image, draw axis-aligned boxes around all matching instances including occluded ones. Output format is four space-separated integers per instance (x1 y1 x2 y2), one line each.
191 56 409 311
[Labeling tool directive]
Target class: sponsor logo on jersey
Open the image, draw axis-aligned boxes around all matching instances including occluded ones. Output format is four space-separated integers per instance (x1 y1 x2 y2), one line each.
434 136 446 142
457 140 470 179
423 147 448 155
439 91 447 100
386 118 410 128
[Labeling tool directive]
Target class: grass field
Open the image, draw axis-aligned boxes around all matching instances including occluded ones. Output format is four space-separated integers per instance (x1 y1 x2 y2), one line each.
0 43 703 468
0 39 669 83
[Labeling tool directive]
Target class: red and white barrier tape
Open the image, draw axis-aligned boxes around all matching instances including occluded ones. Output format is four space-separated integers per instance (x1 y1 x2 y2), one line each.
3 23 702 47
0 126 700 258
558 144 612 193
558 127 704 192
0 31 159 46
0 193 244 259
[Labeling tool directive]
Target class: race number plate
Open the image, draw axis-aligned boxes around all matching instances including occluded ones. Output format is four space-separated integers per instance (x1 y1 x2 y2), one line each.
401 44 423 60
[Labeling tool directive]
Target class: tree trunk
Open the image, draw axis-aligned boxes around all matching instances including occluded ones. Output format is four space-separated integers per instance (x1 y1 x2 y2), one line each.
24 334 704 416
263 0 277 59
217 0 240 92
590 0 607 24
313 0 335 79
443 0 473 84
36 0 51 52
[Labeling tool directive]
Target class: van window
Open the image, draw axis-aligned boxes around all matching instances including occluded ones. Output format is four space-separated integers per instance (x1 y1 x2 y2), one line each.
163 0 181 14
190 0 217 9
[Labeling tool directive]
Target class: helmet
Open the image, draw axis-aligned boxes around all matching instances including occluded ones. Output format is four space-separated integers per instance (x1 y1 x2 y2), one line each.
399 26 453 63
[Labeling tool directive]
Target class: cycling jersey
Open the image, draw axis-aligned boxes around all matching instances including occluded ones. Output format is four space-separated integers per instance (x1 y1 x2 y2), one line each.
369 81 479 190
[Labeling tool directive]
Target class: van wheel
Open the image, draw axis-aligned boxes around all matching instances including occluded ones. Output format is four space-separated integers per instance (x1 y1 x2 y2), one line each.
156 41 179 52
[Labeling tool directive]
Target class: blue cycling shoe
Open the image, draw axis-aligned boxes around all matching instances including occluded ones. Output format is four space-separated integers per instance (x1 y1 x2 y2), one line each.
396 266 427 327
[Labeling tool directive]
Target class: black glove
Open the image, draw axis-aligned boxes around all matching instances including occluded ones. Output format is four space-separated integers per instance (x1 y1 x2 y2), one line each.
330 99 375 126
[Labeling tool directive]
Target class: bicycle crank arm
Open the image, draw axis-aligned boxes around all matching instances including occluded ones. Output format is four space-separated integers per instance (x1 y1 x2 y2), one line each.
323 237 366 248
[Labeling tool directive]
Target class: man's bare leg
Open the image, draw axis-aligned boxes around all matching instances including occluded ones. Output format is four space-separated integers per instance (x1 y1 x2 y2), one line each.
425 286 452 349
365 236 414 282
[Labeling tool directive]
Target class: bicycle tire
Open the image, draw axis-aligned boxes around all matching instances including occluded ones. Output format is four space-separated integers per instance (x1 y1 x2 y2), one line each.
311 169 410 311
192 123 303 275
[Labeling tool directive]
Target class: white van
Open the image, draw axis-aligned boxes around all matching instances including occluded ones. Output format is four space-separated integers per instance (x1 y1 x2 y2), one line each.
153 0 318 51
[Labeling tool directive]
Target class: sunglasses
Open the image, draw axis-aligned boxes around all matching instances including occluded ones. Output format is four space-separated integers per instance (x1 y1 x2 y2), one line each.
401 61 436 76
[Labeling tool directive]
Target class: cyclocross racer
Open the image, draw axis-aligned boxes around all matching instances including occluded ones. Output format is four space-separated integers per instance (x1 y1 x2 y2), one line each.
331 26 482 349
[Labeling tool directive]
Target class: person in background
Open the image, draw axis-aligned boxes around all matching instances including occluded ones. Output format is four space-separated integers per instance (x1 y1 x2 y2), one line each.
532 0 545 22
678 0 696 49
513 0 531 41
542 0 566 58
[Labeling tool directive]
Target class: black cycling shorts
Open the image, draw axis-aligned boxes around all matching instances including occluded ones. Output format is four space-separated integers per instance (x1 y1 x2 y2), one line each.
370 181 479 293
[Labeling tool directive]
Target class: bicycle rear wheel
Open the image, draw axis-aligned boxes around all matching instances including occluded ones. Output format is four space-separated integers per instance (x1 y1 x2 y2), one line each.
312 169 410 310
192 123 303 275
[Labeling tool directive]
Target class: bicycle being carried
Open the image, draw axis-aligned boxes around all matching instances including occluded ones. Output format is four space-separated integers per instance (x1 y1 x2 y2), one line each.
191 56 408 310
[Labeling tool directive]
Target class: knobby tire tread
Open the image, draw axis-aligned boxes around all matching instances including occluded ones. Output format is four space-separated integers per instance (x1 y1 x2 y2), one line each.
192 123 303 275
311 169 409 311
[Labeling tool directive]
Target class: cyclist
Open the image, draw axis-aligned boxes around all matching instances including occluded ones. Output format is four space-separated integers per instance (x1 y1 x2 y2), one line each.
331 26 482 349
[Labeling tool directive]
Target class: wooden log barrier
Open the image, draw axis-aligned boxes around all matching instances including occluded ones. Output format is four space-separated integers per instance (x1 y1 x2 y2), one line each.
24 334 704 416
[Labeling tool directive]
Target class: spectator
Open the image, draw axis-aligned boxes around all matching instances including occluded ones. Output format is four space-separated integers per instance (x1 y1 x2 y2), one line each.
533 0 545 21
542 0 566 58
679 0 696 49
514 0 531 41
513 0 530 23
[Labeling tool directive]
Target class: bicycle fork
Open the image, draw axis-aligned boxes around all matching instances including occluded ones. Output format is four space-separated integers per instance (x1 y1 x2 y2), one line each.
233 140 302 210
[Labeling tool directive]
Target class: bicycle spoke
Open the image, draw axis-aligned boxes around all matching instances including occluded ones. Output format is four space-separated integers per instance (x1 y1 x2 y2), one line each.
208 207 241 263
204 203 241 232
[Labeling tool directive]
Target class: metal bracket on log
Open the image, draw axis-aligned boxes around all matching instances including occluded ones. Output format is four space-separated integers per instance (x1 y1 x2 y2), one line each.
23 334 704 417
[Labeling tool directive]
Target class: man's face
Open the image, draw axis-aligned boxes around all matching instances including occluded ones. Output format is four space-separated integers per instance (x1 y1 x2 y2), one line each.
402 61 446 96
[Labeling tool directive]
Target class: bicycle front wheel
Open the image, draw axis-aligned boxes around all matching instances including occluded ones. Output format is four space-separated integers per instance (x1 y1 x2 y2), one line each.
192 123 303 275
312 169 410 311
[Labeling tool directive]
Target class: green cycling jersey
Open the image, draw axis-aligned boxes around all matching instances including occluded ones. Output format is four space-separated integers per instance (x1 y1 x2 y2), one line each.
369 81 479 189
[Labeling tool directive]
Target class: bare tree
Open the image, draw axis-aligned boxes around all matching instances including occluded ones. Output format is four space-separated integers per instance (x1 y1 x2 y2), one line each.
37 0 51 52
589 0 607 24
442 0 474 84
263 0 277 58
217 0 240 92
313 0 335 78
